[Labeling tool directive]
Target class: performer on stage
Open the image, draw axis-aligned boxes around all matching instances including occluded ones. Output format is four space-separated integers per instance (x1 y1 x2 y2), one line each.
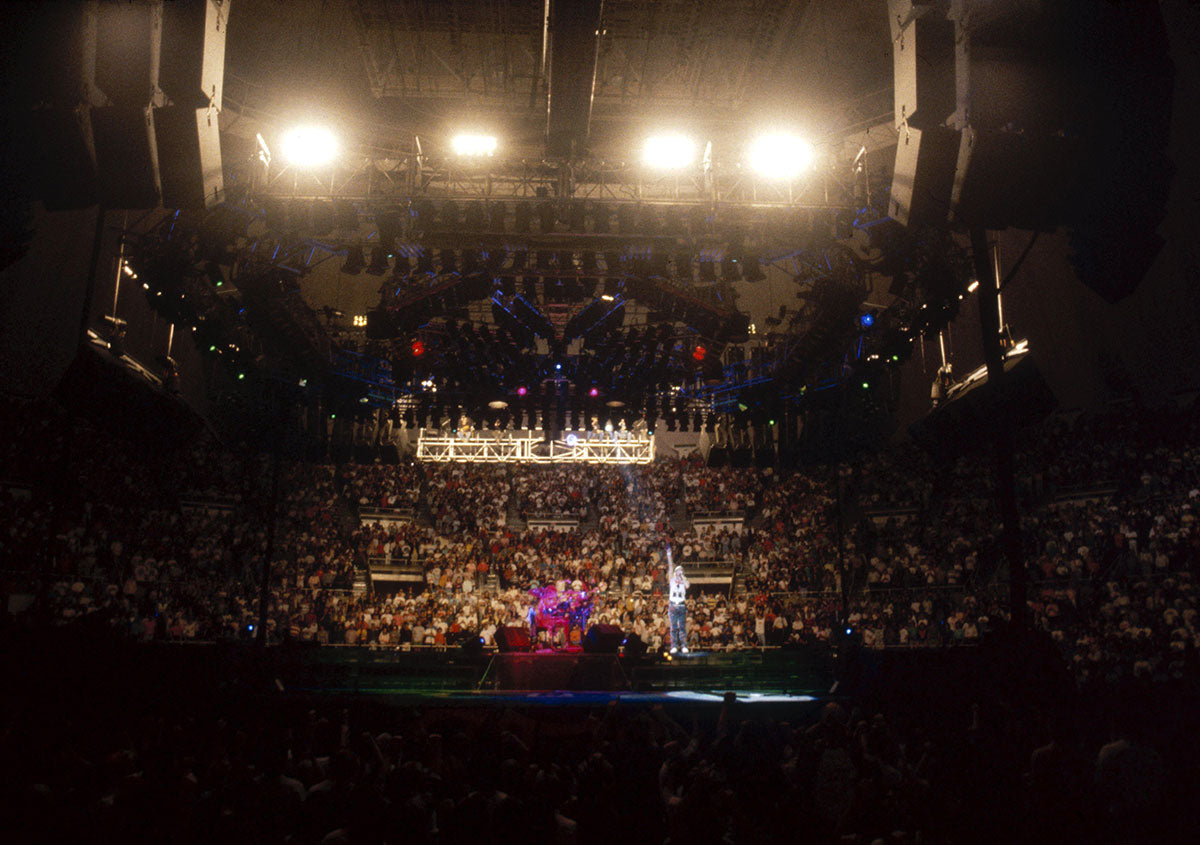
667 547 690 654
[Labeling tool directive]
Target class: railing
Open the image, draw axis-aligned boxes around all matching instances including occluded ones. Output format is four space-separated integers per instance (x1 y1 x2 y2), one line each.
682 558 736 589
359 506 417 523
523 508 588 520
366 554 425 583
179 496 238 515
1050 482 1119 505
525 516 581 533
688 509 748 520
862 506 920 525
0 480 33 498
417 431 654 464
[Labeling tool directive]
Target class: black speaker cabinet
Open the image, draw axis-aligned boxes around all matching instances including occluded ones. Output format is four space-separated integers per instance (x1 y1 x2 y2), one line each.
582 624 624 654
160 0 227 110
92 105 161 209
155 105 223 209
93 0 161 108
889 125 959 229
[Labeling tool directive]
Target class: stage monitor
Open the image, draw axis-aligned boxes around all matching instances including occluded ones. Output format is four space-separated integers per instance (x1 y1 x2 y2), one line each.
582 624 624 654
495 626 531 653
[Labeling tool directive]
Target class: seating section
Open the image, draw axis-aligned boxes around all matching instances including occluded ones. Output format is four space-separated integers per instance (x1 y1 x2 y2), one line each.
2 397 1198 681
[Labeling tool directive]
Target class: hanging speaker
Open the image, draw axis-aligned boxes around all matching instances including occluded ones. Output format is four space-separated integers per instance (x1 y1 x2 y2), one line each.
889 125 959 229
92 105 161 209
160 0 227 110
155 105 223 209
6 5 99 209
889 0 955 130
93 0 162 108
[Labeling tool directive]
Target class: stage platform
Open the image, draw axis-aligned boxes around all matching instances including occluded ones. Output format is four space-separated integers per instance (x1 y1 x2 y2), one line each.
272 646 836 708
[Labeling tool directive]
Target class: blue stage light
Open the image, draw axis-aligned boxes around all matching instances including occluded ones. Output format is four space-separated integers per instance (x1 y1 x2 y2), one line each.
860 313 875 328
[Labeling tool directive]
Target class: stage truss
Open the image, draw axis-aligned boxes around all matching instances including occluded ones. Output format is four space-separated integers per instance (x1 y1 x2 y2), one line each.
416 430 654 464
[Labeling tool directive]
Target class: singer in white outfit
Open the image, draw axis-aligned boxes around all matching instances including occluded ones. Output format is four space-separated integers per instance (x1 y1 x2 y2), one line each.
667 547 689 654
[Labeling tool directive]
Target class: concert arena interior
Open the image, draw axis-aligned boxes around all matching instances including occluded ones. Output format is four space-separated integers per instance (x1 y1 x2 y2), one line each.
2 1 1199 842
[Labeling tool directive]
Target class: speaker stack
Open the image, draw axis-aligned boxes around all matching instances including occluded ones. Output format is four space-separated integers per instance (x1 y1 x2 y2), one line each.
887 0 958 229
887 0 1172 298
9 0 226 211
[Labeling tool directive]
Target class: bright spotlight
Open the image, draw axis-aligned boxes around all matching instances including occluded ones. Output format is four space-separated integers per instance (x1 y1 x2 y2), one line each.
452 134 498 157
281 126 339 168
748 133 814 180
643 134 696 170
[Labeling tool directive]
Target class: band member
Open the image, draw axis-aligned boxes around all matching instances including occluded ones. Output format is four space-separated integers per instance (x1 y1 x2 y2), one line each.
668 548 689 654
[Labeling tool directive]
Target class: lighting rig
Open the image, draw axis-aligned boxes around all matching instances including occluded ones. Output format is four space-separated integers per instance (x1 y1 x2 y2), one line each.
125 112 978 465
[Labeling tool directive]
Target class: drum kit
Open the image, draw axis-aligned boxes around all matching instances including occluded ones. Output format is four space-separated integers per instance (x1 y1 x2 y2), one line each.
528 582 593 649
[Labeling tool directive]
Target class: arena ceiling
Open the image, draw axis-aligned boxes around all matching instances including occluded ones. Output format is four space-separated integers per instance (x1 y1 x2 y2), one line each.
197 0 905 420
222 0 894 155
107 0 1178 434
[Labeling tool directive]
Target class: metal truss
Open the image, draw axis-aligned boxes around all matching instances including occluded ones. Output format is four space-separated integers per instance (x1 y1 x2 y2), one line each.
248 153 850 211
416 429 654 463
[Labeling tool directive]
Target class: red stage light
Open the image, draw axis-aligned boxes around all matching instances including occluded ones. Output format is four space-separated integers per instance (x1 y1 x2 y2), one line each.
588 387 599 397
411 339 425 357
692 345 706 361
517 386 528 397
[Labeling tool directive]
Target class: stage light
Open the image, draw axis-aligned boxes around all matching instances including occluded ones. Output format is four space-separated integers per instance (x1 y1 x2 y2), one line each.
566 433 579 447
555 362 562 371
692 345 706 362
452 134 498 156
967 279 980 293
748 133 814 180
861 381 870 390
643 134 696 169
589 387 599 397
411 339 425 357
281 126 338 168
517 386 527 397
860 313 875 328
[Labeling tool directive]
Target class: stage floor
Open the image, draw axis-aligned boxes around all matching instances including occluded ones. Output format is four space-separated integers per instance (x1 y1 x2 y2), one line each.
277 647 835 708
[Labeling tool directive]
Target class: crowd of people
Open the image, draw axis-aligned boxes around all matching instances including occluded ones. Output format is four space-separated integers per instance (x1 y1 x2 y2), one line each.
2 396 1199 684
4 395 1200 843
7 676 1192 844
